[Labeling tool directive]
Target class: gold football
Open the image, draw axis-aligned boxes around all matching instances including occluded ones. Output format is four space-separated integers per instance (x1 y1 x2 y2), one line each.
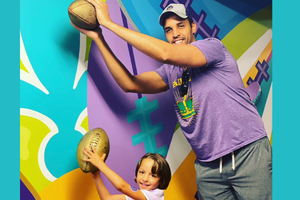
77 128 110 173
68 0 99 29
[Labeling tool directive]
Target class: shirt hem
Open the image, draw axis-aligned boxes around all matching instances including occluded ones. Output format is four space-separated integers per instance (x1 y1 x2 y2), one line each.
196 135 267 162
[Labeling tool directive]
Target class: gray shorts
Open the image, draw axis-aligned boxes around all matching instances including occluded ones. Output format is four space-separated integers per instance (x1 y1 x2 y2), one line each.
194 137 272 200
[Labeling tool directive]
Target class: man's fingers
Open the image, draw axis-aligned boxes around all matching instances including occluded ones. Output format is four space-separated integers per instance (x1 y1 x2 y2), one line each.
85 0 101 8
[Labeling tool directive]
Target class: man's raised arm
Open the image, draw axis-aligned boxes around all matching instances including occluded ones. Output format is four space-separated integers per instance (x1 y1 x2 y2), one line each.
70 22 167 94
87 0 207 68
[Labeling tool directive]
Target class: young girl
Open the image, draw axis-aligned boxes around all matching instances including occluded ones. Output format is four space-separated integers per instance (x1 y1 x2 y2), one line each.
83 146 171 200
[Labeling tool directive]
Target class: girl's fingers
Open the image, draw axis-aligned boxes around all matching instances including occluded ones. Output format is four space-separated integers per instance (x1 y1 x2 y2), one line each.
83 147 93 156
82 150 89 158
91 145 97 152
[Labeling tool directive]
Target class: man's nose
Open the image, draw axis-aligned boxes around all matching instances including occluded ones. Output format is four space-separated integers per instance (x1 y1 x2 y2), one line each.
172 28 179 38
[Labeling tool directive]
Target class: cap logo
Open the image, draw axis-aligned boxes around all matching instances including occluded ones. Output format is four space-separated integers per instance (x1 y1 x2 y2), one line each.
166 5 173 10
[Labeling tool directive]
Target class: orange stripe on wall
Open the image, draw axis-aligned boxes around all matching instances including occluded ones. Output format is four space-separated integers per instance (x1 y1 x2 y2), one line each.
243 39 272 87
39 169 98 200
165 151 197 200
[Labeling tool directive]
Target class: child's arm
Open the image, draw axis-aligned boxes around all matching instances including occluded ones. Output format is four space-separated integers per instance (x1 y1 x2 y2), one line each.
83 146 147 200
91 170 126 200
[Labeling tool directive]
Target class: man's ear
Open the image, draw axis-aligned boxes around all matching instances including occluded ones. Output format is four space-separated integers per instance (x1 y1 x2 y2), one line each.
192 22 197 34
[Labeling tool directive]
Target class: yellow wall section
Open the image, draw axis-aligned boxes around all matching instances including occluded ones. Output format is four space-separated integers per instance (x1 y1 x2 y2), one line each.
20 115 52 193
20 59 29 73
165 151 197 200
222 6 272 60
81 115 89 132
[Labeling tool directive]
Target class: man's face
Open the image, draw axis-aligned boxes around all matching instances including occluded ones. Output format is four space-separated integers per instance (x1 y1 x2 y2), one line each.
163 15 196 45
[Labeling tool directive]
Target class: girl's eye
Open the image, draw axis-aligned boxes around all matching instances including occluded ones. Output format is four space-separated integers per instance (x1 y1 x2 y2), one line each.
139 171 144 174
151 174 157 178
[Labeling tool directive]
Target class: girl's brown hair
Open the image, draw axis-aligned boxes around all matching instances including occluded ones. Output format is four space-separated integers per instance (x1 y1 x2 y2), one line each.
134 153 171 190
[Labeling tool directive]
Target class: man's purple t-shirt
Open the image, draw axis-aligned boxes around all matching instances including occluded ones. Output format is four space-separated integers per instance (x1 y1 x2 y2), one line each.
125 188 164 200
155 38 267 162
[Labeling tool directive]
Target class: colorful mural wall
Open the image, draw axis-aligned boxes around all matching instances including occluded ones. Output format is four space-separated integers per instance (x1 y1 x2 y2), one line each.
20 0 272 199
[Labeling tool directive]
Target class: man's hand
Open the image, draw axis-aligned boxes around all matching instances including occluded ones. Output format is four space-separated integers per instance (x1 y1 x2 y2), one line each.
86 0 113 28
70 21 102 41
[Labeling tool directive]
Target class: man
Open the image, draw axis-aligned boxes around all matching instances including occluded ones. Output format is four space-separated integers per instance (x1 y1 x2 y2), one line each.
71 2 272 199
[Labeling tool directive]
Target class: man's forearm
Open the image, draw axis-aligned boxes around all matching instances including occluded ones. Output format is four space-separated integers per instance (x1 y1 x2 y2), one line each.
103 22 206 68
93 33 137 92
104 22 171 63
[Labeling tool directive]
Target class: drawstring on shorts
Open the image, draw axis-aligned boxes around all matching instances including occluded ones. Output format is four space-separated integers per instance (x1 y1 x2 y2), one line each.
219 151 235 175
219 157 223 174
232 151 235 171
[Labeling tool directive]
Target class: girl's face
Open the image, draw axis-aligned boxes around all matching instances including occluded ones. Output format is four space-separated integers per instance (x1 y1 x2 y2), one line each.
136 158 160 191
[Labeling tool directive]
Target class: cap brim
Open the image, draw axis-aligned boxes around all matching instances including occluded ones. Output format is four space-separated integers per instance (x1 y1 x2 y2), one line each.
159 11 188 26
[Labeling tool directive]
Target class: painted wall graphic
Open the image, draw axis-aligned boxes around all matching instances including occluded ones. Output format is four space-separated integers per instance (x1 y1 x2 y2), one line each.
20 0 272 199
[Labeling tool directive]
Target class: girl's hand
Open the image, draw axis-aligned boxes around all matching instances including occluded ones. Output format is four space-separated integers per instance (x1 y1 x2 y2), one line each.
82 145 107 169
91 169 101 179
